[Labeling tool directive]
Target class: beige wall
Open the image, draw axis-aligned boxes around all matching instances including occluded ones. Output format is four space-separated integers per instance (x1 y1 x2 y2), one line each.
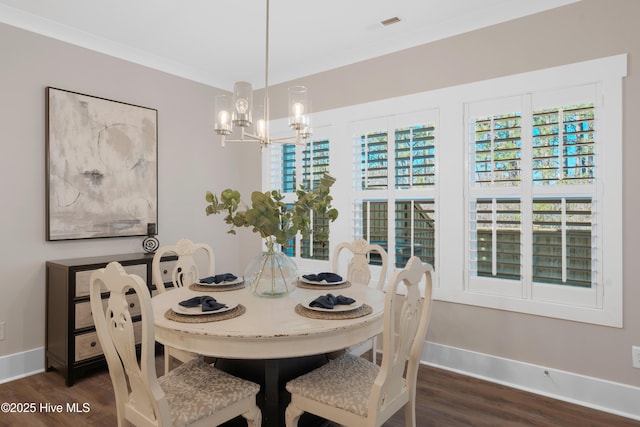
272 0 640 387
1 0 639 389
0 22 262 357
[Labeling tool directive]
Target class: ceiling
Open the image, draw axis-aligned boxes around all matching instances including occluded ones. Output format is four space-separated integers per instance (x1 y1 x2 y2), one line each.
0 0 578 89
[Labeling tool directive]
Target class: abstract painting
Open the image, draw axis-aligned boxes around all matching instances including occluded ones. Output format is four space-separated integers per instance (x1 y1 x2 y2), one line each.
46 87 157 240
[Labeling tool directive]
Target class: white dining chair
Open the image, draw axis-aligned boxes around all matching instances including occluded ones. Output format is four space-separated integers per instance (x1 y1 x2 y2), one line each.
152 238 215 372
331 239 389 362
285 256 433 427
90 262 262 427
332 238 388 290
152 238 215 293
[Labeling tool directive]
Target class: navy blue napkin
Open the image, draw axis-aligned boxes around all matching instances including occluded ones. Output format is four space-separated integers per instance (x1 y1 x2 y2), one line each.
309 293 356 309
179 296 227 312
302 272 343 283
200 273 238 284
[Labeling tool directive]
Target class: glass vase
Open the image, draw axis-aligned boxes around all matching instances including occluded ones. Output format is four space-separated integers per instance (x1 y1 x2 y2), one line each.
244 238 298 297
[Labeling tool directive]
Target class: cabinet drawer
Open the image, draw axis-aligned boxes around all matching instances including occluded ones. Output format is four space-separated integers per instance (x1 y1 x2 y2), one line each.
75 294 143 329
75 321 142 362
75 264 147 297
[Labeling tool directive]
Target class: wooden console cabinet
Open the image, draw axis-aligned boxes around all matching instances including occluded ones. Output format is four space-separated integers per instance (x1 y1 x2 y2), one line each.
45 252 175 386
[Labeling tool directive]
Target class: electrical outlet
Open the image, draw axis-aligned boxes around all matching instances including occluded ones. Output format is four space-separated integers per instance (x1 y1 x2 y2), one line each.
0 322 5 341
632 346 640 368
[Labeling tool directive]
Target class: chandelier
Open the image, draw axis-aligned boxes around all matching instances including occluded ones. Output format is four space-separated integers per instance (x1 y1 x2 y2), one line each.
213 0 311 147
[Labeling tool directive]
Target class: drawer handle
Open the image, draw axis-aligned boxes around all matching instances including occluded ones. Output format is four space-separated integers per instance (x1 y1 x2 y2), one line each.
90 341 97 347
163 269 168 274
129 302 135 308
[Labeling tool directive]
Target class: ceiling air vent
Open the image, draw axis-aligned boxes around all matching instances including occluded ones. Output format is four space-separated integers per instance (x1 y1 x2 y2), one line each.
380 16 401 26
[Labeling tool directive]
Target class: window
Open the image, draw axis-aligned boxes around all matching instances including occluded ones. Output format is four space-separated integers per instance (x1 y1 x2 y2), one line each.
465 86 603 307
356 200 388 266
303 139 330 188
359 129 388 190
395 124 437 189
273 145 297 256
471 198 521 281
458 55 625 326
282 144 296 193
300 138 331 260
472 113 522 187
355 197 437 268
396 200 435 267
265 54 625 326
268 137 332 261
352 113 438 268
533 104 595 185
532 198 592 287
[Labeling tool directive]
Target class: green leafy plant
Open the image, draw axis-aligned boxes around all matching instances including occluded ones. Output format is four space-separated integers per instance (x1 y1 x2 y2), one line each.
205 173 339 247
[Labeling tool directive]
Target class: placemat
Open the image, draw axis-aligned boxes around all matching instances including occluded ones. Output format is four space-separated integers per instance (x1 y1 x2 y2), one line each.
164 304 246 323
296 280 351 290
295 303 372 320
189 280 245 292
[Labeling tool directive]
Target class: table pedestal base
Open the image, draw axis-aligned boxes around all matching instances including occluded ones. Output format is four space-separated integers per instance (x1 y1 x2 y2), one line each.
216 355 329 427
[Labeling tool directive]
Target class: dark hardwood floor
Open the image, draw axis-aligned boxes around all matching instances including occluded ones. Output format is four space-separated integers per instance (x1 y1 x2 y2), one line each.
0 357 637 427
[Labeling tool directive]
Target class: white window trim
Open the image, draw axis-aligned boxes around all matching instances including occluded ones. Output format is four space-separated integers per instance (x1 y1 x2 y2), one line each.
264 54 626 327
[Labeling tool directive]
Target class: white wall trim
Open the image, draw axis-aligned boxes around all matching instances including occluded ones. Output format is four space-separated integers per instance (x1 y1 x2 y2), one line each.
423 341 640 421
0 347 44 384
4 342 640 421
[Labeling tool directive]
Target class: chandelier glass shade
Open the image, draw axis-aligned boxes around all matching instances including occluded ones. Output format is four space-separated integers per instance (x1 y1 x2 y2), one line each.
214 0 311 147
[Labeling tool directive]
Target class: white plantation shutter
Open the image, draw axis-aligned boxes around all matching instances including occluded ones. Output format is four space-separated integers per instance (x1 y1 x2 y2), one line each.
532 198 592 287
300 138 331 260
359 129 389 190
467 97 524 295
529 89 597 290
470 198 521 281
532 104 595 186
266 138 332 260
281 144 297 193
352 111 438 268
357 199 388 266
466 84 601 305
472 113 522 187
302 139 330 189
395 124 436 189
268 143 297 193
395 200 435 268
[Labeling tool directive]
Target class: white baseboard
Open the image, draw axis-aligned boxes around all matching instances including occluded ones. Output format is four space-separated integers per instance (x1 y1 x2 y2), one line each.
422 342 640 421
4 343 640 421
0 347 44 384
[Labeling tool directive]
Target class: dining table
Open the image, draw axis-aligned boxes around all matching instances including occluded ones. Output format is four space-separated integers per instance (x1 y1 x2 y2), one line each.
151 278 386 427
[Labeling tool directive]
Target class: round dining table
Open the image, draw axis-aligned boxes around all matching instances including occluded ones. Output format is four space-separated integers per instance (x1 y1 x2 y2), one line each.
151 282 386 427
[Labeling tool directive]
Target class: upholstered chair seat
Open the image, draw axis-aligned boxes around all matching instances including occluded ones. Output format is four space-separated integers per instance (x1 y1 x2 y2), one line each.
286 353 386 417
159 358 261 427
